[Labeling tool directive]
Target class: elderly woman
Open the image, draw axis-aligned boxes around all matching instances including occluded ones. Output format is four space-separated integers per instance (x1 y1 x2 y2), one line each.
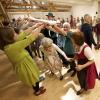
61 22 76 76
46 22 76 77
40 37 69 80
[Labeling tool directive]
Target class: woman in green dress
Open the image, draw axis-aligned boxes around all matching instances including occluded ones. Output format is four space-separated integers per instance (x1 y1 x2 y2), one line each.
0 24 46 96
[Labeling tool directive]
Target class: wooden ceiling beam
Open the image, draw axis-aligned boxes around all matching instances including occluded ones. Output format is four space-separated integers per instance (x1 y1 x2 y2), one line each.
10 3 71 8
6 9 69 12
7 6 70 9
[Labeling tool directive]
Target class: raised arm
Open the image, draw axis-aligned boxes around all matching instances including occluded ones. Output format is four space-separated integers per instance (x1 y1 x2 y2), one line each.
45 25 57 33
52 43 69 60
16 31 26 41
50 24 67 36
23 22 43 35
12 25 44 51
16 23 41 41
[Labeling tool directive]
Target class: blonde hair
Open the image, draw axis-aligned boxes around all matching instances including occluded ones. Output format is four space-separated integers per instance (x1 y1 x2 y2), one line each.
41 37 53 48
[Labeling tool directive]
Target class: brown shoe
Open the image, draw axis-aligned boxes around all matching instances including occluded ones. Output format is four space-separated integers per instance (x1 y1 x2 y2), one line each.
34 88 46 96
39 86 44 90
59 76 63 80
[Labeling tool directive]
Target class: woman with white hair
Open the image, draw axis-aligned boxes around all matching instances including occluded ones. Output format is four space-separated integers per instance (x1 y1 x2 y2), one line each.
45 22 76 77
62 22 76 76
40 37 69 80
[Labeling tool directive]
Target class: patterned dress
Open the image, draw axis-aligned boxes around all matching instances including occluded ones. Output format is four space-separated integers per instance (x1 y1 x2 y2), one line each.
40 44 63 73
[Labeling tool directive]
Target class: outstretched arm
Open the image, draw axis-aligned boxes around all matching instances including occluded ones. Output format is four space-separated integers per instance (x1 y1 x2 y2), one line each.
12 25 44 51
52 43 69 60
45 24 67 36
52 24 67 36
16 23 43 41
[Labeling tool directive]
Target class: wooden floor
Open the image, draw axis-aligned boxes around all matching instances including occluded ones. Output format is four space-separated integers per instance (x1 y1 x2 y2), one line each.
0 48 100 100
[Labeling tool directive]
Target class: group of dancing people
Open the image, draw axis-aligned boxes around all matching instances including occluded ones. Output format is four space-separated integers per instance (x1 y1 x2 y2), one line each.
0 13 99 96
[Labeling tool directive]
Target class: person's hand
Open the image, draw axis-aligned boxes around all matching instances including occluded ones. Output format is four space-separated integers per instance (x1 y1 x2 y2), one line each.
32 25 44 38
64 57 72 62
75 65 84 71
39 24 45 30
31 22 43 29
45 24 51 29
35 22 44 28
67 58 75 62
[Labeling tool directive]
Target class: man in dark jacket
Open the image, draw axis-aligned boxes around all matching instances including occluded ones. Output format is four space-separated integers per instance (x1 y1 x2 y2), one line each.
81 14 97 48
42 12 57 44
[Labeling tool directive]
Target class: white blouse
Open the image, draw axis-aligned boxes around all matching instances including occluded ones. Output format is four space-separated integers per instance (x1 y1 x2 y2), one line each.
78 43 94 60
52 43 68 59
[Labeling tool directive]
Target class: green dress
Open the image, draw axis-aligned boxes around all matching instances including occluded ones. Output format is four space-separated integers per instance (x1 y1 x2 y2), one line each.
4 32 40 86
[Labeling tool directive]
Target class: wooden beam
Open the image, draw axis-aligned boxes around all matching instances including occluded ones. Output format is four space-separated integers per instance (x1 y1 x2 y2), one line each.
10 3 71 8
6 9 69 12
7 9 49 12
0 1 10 20
6 7 71 11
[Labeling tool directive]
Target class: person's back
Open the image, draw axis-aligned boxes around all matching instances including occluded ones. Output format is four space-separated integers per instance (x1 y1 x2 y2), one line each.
81 23 92 46
81 14 96 48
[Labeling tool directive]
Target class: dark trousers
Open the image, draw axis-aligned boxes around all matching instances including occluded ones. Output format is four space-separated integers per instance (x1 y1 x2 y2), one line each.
32 82 39 92
67 55 76 72
25 46 34 58
77 68 87 89
69 60 76 72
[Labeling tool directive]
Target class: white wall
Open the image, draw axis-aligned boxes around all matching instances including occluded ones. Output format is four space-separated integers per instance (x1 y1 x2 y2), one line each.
72 1 98 18
98 2 100 17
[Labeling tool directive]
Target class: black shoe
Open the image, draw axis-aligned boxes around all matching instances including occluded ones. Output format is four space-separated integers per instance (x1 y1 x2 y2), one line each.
67 69 72 73
95 46 99 50
76 88 84 95
71 71 76 77
51 71 54 75
59 76 63 80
